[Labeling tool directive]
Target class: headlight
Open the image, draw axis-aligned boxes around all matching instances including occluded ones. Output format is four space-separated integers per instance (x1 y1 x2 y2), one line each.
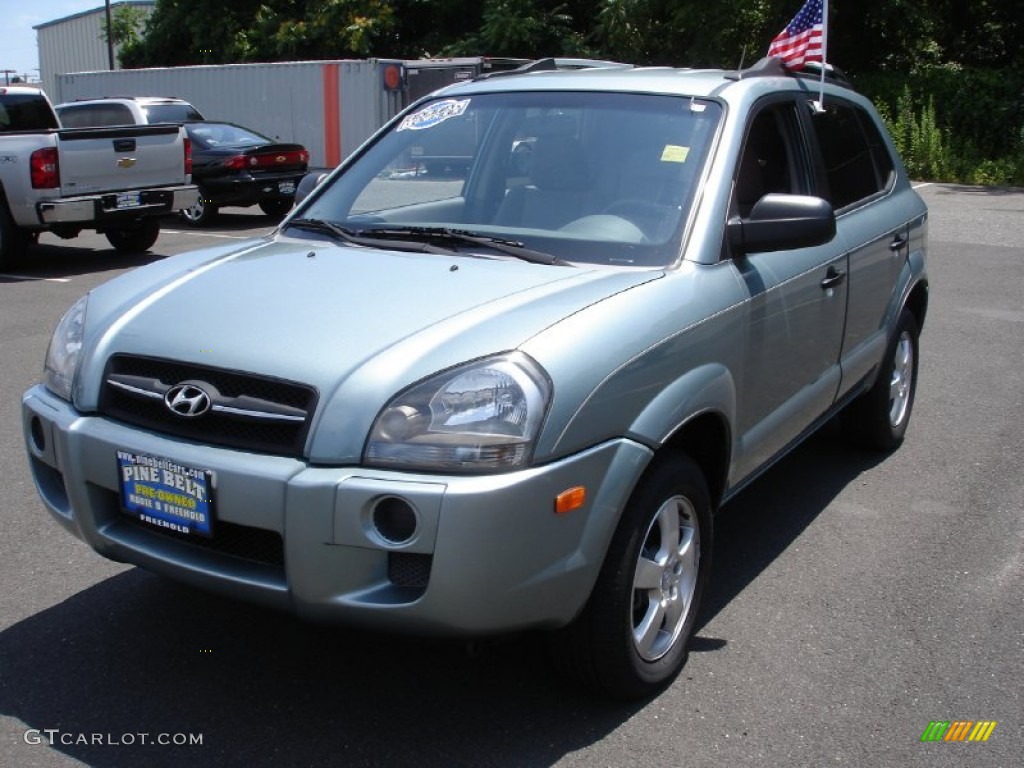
43 295 88 402
365 352 551 472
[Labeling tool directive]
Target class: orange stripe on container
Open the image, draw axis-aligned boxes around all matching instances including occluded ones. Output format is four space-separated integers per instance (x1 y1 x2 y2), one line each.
322 64 341 167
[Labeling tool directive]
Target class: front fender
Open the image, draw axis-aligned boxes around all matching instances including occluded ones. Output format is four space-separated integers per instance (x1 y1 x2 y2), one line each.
628 362 736 448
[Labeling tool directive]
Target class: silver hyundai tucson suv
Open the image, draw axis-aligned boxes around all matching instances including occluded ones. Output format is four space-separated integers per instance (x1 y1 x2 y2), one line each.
23 57 927 699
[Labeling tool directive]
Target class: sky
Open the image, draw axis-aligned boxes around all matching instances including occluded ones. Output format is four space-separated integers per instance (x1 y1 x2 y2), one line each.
1 0 106 81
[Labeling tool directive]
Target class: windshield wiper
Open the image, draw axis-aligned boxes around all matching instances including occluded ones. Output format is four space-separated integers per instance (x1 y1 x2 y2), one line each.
287 218 458 255
287 220 569 265
353 226 570 266
287 218 363 244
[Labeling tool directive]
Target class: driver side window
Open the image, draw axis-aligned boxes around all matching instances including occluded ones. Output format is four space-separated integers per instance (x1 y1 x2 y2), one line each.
733 103 804 217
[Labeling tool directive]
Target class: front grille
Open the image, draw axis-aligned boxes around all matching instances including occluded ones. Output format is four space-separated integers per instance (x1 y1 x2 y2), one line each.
98 354 318 456
120 514 285 567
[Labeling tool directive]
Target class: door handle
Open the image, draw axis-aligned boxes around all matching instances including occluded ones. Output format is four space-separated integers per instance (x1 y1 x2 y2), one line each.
820 266 846 290
889 234 908 251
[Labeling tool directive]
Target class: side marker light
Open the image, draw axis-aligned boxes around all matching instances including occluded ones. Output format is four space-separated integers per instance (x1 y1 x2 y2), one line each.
555 486 586 515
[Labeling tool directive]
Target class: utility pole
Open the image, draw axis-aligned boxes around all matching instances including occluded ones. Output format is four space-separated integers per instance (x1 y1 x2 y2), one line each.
105 0 115 69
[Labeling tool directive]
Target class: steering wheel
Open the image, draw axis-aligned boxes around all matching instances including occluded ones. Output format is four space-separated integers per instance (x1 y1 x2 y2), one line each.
601 199 676 240
559 214 647 243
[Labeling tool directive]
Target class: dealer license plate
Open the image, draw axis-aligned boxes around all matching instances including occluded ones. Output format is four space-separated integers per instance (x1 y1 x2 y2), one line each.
117 451 215 537
278 181 295 194
115 191 142 209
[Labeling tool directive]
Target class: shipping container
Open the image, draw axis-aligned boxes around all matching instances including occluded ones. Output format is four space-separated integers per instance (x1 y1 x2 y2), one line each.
52 58 522 169
54 60 403 168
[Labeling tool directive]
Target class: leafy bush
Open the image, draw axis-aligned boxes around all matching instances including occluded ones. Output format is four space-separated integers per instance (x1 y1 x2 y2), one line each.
859 66 1024 185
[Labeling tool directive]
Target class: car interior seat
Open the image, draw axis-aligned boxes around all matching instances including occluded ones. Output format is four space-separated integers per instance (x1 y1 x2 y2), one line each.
494 134 595 230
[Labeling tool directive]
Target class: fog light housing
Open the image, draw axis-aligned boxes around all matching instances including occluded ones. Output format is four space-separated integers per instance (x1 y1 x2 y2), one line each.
30 416 47 453
371 496 418 544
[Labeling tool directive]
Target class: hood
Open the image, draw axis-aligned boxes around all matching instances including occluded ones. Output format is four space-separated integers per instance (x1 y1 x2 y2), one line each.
80 236 660 458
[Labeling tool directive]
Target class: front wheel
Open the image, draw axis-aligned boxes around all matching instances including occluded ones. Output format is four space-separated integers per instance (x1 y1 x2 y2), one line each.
549 452 712 699
842 308 920 450
104 218 161 253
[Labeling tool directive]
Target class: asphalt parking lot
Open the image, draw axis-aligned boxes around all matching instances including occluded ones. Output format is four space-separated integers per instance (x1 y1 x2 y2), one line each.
1 188 1021 767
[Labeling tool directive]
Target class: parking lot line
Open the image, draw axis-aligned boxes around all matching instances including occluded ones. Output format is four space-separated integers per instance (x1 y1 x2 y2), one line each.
161 229 269 240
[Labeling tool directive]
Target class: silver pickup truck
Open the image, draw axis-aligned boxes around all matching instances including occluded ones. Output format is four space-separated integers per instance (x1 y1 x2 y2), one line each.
0 86 198 269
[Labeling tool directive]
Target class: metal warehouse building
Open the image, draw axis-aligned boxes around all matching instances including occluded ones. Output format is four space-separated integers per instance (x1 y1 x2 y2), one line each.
35 1 155 98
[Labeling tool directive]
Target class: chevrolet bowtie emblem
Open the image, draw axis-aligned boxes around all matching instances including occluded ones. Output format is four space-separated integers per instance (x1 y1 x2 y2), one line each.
117 157 137 168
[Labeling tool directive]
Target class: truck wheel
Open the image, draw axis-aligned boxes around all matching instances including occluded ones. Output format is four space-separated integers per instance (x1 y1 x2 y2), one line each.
842 308 920 451
259 199 293 217
105 218 161 253
0 205 31 270
182 196 217 227
549 452 712 699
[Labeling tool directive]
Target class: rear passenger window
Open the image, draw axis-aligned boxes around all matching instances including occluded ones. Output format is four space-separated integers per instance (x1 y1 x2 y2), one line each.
810 100 894 209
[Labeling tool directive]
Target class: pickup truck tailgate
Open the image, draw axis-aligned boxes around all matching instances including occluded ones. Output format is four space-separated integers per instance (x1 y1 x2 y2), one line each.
57 124 187 196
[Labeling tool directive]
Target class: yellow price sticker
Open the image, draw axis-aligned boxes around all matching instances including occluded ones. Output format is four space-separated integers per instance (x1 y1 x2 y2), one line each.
661 145 690 163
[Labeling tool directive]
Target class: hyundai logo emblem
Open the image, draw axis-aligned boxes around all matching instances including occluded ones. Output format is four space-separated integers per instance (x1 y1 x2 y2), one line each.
164 384 212 418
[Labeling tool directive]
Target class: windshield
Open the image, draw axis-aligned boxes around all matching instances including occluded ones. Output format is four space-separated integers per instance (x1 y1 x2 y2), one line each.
298 91 722 267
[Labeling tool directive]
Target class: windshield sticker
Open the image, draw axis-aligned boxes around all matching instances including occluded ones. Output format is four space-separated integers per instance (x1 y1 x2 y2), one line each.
398 98 471 131
661 145 690 163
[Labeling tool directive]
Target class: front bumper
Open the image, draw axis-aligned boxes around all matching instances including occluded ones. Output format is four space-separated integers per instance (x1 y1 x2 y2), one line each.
37 185 199 225
22 385 650 636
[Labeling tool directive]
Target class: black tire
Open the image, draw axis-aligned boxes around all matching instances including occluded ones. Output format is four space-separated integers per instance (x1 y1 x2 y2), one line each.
181 194 217 227
549 452 712 699
0 202 31 270
259 198 293 217
104 218 161 253
843 308 920 451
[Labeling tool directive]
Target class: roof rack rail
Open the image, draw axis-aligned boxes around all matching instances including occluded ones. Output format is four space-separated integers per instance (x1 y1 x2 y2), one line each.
798 61 852 86
475 57 631 80
731 57 853 88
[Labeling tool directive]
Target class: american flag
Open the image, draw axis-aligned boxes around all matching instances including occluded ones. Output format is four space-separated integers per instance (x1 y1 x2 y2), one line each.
767 0 825 71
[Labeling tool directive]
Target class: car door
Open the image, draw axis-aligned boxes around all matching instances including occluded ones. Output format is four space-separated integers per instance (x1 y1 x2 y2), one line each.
804 96 911 398
728 99 848 480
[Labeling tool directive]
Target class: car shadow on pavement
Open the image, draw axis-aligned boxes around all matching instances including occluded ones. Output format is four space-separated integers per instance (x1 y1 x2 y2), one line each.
0 424 887 768
0 568 643 767
695 421 889 642
0 243 164 282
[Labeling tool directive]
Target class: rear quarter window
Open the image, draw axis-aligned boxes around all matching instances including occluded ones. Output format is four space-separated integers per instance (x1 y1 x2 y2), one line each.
145 104 204 123
810 99 895 209
0 94 59 132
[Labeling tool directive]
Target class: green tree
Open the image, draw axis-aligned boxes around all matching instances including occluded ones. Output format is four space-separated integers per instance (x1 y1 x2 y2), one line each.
441 0 589 58
100 3 148 66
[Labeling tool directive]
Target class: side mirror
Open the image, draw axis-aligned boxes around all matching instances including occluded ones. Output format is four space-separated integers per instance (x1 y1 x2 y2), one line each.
728 194 836 255
294 171 330 207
